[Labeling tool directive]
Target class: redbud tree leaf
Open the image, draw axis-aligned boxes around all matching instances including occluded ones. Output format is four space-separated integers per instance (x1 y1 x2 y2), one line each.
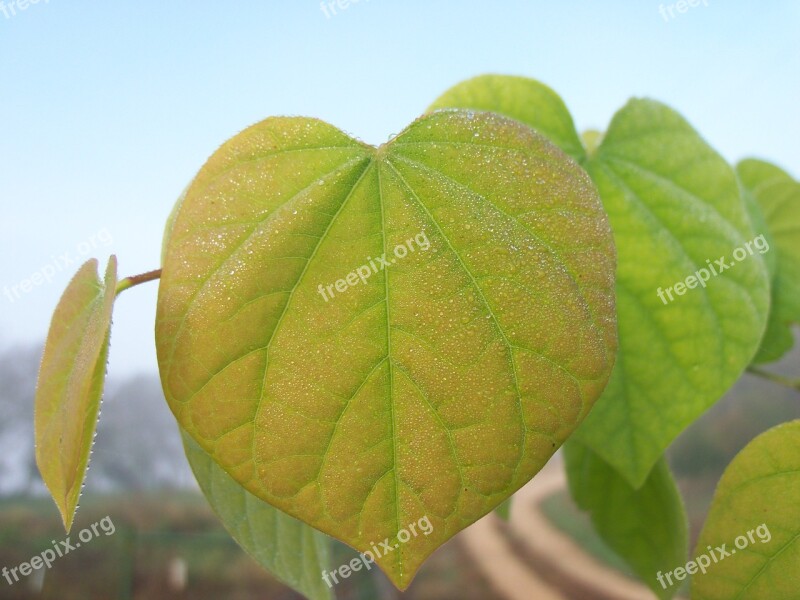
182 431 333 600
564 439 688 600
34 256 117 531
431 75 770 487
692 420 800 599
429 74 586 164
738 159 800 364
156 110 617 588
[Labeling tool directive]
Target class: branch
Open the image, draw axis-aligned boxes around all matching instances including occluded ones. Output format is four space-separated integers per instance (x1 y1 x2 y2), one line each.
115 269 162 295
747 366 800 392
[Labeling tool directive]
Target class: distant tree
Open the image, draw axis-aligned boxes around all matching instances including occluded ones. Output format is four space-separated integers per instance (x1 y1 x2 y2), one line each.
0 342 194 495
0 344 41 495
88 374 196 491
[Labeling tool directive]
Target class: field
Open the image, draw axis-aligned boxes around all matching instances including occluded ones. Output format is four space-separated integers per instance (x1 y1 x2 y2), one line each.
0 493 496 600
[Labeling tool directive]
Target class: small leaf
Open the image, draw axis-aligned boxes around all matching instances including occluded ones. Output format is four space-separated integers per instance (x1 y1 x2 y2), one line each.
34 256 117 531
564 440 687 600
156 110 617 588
431 76 771 487
738 159 800 364
182 431 333 600
692 420 800 599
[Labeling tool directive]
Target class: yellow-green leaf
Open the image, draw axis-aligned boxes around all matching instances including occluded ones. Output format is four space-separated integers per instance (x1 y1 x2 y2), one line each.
162 184 190 267
692 420 800 599
34 256 117 531
156 110 617 588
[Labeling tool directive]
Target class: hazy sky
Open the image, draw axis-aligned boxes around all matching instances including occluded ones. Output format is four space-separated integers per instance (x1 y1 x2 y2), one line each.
1 1 798 377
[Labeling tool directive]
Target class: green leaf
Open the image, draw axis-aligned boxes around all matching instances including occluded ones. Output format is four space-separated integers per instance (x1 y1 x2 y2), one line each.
692 420 800 599
34 256 117 531
182 431 333 600
431 76 771 487
581 129 604 158
738 159 800 364
156 110 617 588
578 101 770 486
429 74 586 163
740 185 778 280
494 496 512 521
564 440 687 600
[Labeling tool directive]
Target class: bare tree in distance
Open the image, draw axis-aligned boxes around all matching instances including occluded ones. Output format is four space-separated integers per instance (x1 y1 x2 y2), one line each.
0 342 195 496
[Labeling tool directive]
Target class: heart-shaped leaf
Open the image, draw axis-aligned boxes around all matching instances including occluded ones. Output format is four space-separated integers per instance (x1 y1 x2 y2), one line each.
564 439 688 599
692 420 800 599
156 110 617 587
738 159 800 364
182 431 333 600
35 256 117 531
431 75 771 487
577 101 770 486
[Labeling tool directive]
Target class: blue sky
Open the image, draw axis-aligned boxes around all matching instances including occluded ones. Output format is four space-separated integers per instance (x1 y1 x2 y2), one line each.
1 0 798 376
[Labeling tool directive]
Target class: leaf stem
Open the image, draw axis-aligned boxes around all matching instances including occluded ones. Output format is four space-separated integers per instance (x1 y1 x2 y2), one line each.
115 269 162 295
747 366 800 392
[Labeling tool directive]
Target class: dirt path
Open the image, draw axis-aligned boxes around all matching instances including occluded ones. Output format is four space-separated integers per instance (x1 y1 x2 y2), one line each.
460 507 566 600
460 458 670 600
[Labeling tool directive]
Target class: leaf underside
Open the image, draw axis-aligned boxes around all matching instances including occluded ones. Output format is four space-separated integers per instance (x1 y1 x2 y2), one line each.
565 439 687 600
182 431 333 600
